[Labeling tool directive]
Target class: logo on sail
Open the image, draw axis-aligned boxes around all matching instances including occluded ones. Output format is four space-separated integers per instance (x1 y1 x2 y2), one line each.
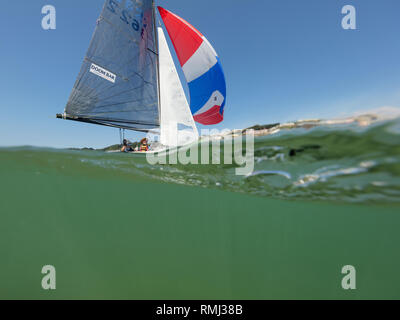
89 63 116 83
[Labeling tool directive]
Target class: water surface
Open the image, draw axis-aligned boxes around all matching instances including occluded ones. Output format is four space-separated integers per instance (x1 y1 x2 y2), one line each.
0 120 399 299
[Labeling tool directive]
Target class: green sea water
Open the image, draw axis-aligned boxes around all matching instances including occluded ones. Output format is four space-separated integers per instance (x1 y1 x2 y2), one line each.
1 120 400 299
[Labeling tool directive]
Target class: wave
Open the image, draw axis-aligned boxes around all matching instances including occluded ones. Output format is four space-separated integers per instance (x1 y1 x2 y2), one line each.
1 119 400 204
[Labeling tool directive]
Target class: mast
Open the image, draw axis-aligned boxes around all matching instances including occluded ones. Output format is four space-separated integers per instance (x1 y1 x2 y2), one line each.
152 0 162 127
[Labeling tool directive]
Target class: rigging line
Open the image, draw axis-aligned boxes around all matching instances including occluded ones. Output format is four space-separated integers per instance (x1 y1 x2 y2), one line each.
147 47 157 55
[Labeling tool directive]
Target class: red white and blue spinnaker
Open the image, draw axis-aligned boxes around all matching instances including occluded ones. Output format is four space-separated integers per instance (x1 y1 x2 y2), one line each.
158 7 226 125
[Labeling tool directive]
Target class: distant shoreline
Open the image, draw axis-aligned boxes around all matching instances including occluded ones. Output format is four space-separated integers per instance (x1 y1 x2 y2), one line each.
206 109 400 140
71 109 400 151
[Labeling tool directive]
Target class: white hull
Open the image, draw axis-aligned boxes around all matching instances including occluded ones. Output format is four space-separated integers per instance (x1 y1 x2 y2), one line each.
106 148 167 155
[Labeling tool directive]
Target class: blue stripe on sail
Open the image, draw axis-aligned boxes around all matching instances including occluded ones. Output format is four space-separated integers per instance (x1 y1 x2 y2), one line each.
188 59 226 115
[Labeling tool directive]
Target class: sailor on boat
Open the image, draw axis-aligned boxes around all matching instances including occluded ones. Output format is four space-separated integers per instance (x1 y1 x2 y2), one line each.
121 139 134 153
140 138 149 152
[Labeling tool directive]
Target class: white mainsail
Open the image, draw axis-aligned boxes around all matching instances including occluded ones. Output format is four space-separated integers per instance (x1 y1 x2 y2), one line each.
158 27 199 147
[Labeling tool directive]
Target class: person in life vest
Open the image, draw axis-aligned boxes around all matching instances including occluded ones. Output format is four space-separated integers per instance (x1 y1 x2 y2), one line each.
140 138 149 152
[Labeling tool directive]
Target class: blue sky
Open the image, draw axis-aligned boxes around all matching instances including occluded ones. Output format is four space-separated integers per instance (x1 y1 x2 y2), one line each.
1 0 399 148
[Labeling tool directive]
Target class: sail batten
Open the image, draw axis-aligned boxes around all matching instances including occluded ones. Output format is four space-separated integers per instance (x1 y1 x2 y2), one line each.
64 0 160 131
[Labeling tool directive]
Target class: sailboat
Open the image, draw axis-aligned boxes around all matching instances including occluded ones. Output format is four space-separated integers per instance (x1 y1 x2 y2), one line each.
57 0 226 151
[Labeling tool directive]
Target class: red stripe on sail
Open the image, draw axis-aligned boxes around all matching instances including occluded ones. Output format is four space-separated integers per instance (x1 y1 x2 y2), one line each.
193 105 224 125
158 7 203 66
